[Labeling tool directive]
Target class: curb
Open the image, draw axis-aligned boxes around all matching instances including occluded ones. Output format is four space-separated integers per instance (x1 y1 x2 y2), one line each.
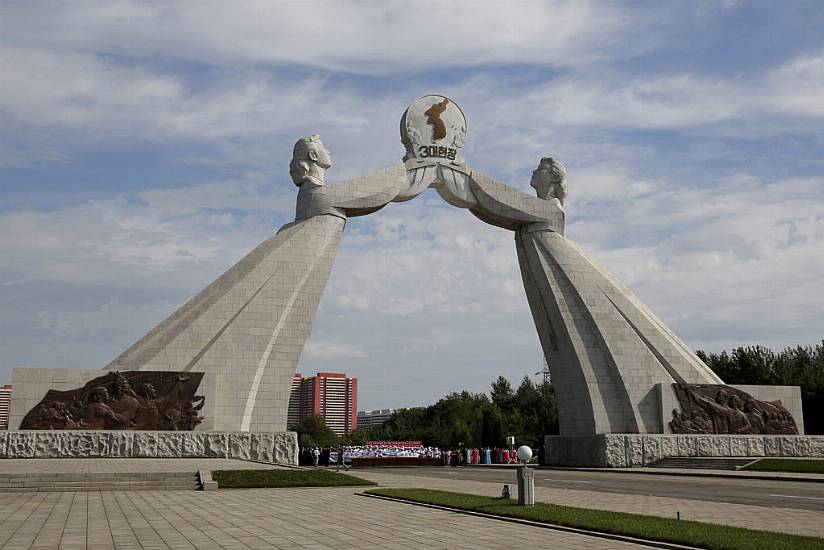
465 464 824 483
543 467 824 483
358 492 704 550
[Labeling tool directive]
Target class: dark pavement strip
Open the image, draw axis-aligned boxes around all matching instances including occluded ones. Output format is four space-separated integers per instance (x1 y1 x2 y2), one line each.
357 466 824 511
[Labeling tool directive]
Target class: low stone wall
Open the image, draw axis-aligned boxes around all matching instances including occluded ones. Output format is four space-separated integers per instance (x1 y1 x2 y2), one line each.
0 431 298 465
545 434 824 468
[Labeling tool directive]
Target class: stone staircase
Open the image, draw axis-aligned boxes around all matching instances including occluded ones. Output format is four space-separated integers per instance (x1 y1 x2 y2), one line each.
0 472 201 492
650 457 758 470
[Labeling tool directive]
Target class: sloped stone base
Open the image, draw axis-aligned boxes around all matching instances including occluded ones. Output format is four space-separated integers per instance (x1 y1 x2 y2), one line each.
0 431 298 465
545 434 824 468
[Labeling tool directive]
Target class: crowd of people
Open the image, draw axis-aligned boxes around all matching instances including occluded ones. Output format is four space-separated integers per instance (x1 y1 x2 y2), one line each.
442 447 520 466
298 443 524 468
298 442 440 467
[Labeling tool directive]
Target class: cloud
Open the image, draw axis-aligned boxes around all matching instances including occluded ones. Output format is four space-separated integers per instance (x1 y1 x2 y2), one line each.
482 51 824 132
0 177 287 291
5 44 821 186
1 1 645 73
303 338 368 361
2 1 823 406
767 52 824 117
323 194 525 318
566 173 824 351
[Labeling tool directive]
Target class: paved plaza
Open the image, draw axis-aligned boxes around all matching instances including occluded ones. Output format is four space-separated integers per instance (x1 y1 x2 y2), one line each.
353 468 824 538
1 484 656 550
0 459 823 548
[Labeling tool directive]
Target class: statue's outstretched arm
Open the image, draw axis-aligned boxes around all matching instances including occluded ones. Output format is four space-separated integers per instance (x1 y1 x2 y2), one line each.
324 164 408 217
295 164 408 220
465 170 565 233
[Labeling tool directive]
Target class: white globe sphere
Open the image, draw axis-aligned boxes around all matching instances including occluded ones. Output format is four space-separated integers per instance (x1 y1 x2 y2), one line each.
517 445 533 463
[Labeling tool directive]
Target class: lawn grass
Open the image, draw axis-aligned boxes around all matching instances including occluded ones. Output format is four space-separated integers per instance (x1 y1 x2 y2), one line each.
211 469 377 489
743 458 824 474
366 488 823 550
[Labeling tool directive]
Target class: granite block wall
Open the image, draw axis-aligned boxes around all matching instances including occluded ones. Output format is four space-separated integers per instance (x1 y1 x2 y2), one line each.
545 434 824 468
0 431 298 464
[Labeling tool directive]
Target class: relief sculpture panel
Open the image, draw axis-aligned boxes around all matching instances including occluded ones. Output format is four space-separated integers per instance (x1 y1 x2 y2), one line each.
670 384 798 435
20 371 205 431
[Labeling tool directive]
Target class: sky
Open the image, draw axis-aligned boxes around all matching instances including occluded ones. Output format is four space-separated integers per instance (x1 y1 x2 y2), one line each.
1 1 823 410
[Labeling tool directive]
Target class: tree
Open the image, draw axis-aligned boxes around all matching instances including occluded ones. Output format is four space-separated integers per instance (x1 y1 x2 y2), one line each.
480 407 504 447
490 376 515 413
342 425 385 446
356 374 560 451
295 414 337 448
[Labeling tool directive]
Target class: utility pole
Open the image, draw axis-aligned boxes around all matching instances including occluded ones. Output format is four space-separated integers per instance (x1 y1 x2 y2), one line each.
535 357 551 385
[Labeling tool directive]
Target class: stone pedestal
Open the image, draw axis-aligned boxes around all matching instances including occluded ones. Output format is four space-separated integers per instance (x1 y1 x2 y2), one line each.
517 466 535 506
0 430 298 464
544 433 824 468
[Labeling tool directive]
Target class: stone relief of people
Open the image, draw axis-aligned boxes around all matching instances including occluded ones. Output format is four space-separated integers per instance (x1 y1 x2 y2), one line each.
20 371 206 431
670 384 798 435
109 373 140 425
132 382 159 430
82 387 130 429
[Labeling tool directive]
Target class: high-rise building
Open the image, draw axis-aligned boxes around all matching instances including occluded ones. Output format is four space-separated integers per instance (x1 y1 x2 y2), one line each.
287 373 302 428
287 373 357 436
0 385 12 430
357 408 396 429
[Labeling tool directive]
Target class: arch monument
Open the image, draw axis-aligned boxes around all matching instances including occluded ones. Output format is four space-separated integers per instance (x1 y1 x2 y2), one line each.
8 96 820 466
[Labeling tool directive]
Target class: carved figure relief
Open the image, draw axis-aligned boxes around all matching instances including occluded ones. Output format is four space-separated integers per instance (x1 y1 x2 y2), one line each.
20 371 205 431
669 384 798 435
450 124 466 148
400 95 467 164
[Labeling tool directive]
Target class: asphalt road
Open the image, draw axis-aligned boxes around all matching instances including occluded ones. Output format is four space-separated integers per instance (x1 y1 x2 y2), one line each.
359 466 824 511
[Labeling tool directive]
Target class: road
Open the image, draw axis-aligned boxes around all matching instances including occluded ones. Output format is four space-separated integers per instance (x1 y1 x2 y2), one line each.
358 466 824 511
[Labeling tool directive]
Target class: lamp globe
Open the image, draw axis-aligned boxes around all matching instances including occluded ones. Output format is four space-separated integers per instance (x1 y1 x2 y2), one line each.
517 445 533 463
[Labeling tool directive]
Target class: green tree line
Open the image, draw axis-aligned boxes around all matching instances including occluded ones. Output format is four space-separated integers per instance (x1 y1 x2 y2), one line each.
295 340 824 448
335 375 558 449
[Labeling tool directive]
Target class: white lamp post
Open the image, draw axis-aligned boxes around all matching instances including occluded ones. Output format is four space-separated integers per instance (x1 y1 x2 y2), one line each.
516 445 535 506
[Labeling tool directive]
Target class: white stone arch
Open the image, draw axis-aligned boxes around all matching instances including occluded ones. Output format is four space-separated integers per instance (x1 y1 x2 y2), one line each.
106 153 722 436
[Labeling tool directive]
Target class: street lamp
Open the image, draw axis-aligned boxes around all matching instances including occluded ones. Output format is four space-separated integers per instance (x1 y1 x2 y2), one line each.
517 445 533 463
516 445 535 506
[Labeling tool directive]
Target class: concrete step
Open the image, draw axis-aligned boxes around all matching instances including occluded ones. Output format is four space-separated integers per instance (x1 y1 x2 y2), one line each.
650 457 756 470
0 472 197 481
0 485 199 492
0 472 200 492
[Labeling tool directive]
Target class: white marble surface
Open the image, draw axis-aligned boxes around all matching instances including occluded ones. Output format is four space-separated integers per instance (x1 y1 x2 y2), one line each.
0 431 298 464
545 433 824 467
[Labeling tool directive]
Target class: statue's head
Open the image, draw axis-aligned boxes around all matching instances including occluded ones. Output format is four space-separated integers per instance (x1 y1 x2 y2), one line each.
715 389 729 405
289 134 331 186
530 157 568 204
90 387 109 403
113 374 133 396
140 383 157 400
